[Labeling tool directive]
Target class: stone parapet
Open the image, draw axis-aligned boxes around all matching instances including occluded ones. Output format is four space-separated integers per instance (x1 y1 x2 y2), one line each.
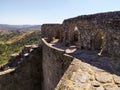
41 11 120 57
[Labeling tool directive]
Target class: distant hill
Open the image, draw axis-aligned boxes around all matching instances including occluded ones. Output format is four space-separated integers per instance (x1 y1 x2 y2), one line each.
0 24 41 34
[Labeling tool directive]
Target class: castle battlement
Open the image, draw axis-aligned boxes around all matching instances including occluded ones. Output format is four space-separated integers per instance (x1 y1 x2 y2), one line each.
41 11 120 57
0 11 119 90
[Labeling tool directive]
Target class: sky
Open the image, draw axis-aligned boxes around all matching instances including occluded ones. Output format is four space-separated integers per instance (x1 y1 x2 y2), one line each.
0 0 120 25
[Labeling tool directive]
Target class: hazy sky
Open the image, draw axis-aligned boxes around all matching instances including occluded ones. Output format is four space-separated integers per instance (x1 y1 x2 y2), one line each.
0 0 120 25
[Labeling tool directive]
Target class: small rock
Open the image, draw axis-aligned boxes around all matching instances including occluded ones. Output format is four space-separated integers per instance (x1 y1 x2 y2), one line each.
90 86 104 90
103 85 120 90
30 49 33 52
32 45 38 48
71 72 89 88
24 53 29 57
117 84 120 87
95 73 112 83
91 81 100 87
96 87 104 90
11 53 19 58
113 75 120 84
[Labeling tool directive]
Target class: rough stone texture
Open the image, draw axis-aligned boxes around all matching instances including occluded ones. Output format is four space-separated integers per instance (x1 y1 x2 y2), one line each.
41 11 120 57
41 24 62 42
95 73 112 83
71 72 89 88
54 57 120 90
41 23 120 89
103 85 120 90
42 39 73 90
90 86 105 90
0 11 120 90
113 75 120 84
61 11 120 57
40 11 120 90
0 45 43 90
91 81 100 87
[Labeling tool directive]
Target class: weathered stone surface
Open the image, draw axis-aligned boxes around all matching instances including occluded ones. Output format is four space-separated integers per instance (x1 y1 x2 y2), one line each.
62 12 120 57
91 81 100 87
41 24 61 42
90 86 105 90
42 38 120 90
42 39 73 90
95 73 112 83
71 72 89 83
103 85 120 90
1 10 120 90
97 87 105 90
113 75 120 84
0 45 43 90
71 72 89 88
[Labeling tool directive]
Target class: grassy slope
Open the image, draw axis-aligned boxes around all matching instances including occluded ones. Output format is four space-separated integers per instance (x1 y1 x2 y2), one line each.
0 30 41 65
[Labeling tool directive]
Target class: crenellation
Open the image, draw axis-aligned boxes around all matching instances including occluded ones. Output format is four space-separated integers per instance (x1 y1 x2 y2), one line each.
0 11 119 90
41 24 61 42
41 11 120 90
41 11 120 57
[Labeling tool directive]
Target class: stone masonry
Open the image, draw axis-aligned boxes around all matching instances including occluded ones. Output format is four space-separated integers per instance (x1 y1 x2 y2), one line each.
0 45 43 90
0 11 119 90
41 11 120 90
41 11 120 57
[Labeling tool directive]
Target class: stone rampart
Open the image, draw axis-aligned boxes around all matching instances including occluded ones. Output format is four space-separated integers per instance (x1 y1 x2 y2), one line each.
0 45 42 90
62 11 120 56
42 38 73 90
41 11 120 57
41 24 61 42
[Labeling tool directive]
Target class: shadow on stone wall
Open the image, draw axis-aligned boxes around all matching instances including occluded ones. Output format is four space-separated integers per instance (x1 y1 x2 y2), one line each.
42 39 74 90
0 45 43 90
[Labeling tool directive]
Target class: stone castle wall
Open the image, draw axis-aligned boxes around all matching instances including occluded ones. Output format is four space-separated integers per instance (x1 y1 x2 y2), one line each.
0 45 43 90
42 38 120 90
62 11 120 57
42 38 73 90
41 11 120 57
0 11 119 90
40 11 120 90
41 24 62 42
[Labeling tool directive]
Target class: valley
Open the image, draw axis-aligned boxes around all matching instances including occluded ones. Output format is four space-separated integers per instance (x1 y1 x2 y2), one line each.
0 25 41 65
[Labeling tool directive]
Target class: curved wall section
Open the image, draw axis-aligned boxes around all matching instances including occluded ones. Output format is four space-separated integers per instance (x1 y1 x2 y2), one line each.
42 38 73 90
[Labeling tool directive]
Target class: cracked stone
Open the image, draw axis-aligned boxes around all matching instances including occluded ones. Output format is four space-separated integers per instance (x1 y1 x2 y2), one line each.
97 87 105 90
71 72 89 88
95 73 112 83
113 75 120 84
90 86 104 90
103 85 120 90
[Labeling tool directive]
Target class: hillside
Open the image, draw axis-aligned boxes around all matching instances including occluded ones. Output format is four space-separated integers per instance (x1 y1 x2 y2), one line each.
0 24 41 34
0 30 41 65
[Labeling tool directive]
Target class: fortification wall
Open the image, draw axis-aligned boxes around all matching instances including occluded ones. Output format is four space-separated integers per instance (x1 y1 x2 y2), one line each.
0 11 119 90
0 45 43 90
41 24 61 42
42 37 120 90
55 57 120 90
40 11 120 90
41 11 120 57
42 38 73 90
61 11 120 56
